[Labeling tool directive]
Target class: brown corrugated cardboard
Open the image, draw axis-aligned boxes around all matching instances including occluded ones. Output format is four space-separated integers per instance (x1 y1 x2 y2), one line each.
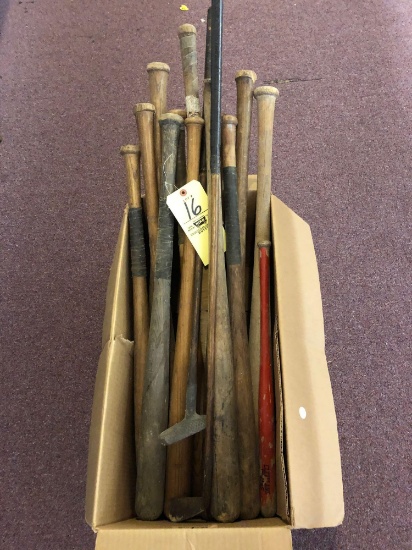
95 519 292 549
85 193 343 548
85 209 135 529
270 195 344 528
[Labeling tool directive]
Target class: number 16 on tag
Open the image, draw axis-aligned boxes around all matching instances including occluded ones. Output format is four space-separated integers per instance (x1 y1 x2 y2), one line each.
166 180 211 266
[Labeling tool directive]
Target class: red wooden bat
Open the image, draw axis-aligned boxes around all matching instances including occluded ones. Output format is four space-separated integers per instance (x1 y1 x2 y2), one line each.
258 240 276 517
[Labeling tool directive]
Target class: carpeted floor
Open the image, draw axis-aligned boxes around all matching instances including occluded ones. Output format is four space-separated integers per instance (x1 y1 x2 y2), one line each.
0 1 410 548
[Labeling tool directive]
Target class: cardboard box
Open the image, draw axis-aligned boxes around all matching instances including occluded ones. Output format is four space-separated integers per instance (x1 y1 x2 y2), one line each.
85 188 344 549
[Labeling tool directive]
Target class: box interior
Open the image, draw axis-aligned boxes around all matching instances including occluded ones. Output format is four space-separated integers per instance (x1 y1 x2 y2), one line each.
85 186 344 548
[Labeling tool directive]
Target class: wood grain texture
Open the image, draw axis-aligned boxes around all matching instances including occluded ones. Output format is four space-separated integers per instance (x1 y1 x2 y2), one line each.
134 103 159 306
164 115 204 518
221 116 260 520
135 113 183 521
178 24 200 117
235 70 257 285
147 62 170 193
208 173 240 523
249 86 279 425
120 145 149 457
169 109 187 269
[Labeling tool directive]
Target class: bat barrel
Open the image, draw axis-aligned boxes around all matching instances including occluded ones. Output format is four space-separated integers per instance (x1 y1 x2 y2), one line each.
221 115 260 520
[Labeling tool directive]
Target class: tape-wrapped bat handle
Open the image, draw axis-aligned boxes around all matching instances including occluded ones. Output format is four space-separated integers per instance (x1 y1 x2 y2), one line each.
135 113 183 521
178 24 200 117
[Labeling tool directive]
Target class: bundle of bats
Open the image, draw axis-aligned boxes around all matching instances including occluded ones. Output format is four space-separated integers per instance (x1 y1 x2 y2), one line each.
119 4 279 523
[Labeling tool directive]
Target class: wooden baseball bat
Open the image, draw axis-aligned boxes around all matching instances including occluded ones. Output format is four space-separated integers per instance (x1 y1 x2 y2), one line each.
221 115 260 520
133 103 159 305
235 70 257 288
208 0 240 523
120 145 150 451
135 112 183 521
178 24 200 118
258 240 276 517
147 62 170 193
249 86 279 425
164 115 204 518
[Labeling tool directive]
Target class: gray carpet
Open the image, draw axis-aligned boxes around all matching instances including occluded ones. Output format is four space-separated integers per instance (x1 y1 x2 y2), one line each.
0 0 410 548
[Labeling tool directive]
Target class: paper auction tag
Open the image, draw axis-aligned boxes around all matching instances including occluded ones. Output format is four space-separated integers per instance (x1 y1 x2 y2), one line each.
167 180 210 265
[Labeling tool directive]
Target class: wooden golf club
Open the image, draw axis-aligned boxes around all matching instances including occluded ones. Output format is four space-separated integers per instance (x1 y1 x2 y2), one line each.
162 159 209 524
147 62 170 192
221 115 260 520
159 240 206 522
258 240 276 517
161 24 204 520
120 145 149 450
135 112 183 521
163 114 204 519
159 253 206 449
249 86 279 424
169 108 187 269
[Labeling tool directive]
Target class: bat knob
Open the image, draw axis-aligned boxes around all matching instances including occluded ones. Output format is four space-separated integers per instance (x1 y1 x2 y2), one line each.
169 109 187 118
185 115 204 127
221 114 238 126
254 86 279 99
159 112 185 125
133 102 155 116
146 62 170 74
178 23 197 37
120 144 139 156
258 240 272 249
235 70 257 83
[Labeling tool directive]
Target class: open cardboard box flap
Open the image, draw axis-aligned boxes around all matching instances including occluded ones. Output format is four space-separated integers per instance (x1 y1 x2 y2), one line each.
271 195 344 528
85 192 344 548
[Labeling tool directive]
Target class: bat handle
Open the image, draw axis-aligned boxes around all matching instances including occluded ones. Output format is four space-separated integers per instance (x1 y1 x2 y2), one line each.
249 85 280 427
254 85 279 212
235 70 257 273
178 24 200 116
221 115 241 265
147 62 170 192
120 145 141 208
135 113 183 521
120 145 149 455
147 62 170 116
258 240 276 518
